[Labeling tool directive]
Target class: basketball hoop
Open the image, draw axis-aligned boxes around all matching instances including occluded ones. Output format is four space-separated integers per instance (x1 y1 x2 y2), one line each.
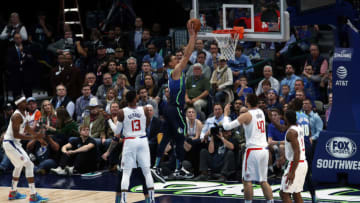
212 26 244 61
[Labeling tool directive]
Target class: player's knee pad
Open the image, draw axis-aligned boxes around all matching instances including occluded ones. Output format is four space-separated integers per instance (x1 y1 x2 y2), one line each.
141 167 154 188
12 167 23 178
23 160 34 177
121 169 132 191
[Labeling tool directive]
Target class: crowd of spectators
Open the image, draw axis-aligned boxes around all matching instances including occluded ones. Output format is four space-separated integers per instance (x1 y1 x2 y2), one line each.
0 10 332 181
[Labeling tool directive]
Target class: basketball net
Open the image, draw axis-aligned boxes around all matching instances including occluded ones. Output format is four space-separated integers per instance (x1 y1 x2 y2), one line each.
212 27 244 61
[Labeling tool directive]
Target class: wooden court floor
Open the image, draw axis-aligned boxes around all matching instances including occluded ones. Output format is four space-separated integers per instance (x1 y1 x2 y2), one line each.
0 187 161 203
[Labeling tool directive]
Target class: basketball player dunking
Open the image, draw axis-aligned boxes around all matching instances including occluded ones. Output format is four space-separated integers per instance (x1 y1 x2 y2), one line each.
2 96 48 203
151 20 197 181
280 110 308 203
223 94 274 203
117 91 155 203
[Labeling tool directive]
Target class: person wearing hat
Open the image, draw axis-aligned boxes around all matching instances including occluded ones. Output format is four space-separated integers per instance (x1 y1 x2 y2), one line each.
83 97 109 152
210 55 234 104
26 97 41 131
2 96 48 202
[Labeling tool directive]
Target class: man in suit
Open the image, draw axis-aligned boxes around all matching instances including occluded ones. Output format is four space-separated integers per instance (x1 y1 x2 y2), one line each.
6 33 34 98
145 104 163 166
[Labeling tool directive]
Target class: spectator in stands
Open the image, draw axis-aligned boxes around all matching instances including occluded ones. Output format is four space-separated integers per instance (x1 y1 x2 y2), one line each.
301 65 318 100
75 84 95 123
209 42 221 70
325 93 332 124
104 88 119 114
51 125 97 175
296 25 313 51
210 56 233 104
107 60 120 83
84 72 98 95
288 79 316 107
87 44 108 76
267 108 286 177
194 127 237 181
83 97 109 152
186 51 212 80
229 99 243 121
135 61 159 91
257 79 272 101
158 87 170 118
114 48 127 73
51 53 82 100
40 100 57 130
200 103 224 142
236 76 253 103
305 43 328 79
279 84 291 105
114 74 130 103
27 128 60 175
295 90 306 101
279 64 301 97
142 43 164 74
128 17 143 53
0 12 27 41
145 104 163 166
26 97 41 129
137 86 159 118
47 31 86 57
136 29 153 59
104 27 116 49
256 65 280 96
189 39 212 65
96 73 114 105
51 84 75 117
185 63 210 120
45 106 79 146
175 49 184 64
227 45 253 82
6 33 34 98
266 89 282 111
303 99 323 148
125 57 139 87
114 26 128 54
320 68 332 96
86 28 103 58
29 12 53 51
144 74 158 99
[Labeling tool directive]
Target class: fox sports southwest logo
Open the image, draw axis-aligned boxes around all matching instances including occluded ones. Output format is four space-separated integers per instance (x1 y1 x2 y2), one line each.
326 137 357 158
336 66 347 79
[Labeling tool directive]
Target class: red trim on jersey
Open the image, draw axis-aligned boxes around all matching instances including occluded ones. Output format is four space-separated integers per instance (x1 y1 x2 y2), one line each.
289 160 305 173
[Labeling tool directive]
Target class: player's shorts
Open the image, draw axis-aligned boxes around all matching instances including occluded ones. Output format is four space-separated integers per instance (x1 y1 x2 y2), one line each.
121 136 150 169
281 160 308 193
3 140 31 168
242 147 269 182
162 104 186 138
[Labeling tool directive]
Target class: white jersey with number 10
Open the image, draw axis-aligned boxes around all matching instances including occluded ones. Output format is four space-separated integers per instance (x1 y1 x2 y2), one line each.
122 106 146 138
243 109 268 148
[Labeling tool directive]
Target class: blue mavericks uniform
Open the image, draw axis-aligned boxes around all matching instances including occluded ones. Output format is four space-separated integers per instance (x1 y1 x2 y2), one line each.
157 71 187 162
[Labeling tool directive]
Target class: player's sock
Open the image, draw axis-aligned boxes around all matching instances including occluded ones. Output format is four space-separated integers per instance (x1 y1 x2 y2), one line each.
120 192 127 203
154 157 161 168
29 183 36 195
11 180 18 191
115 194 121 203
175 159 181 170
149 189 155 202
266 200 274 203
245 200 252 203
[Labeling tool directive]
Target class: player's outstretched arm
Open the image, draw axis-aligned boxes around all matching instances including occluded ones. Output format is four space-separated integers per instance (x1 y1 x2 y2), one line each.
172 21 197 80
12 115 43 140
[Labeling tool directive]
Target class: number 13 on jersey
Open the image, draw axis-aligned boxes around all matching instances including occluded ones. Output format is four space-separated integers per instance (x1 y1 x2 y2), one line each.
131 120 141 132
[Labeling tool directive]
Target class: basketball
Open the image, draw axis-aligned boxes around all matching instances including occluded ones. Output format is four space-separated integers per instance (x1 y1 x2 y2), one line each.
188 18 201 32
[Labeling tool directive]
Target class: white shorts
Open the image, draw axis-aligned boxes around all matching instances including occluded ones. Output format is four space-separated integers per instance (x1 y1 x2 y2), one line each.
281 160 308 193
121 136 150 169
242 147 269 182
3 140 31 168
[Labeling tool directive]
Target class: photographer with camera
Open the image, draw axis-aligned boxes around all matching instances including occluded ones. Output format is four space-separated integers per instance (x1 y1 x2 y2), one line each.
200 103 224 143
194 123 237 181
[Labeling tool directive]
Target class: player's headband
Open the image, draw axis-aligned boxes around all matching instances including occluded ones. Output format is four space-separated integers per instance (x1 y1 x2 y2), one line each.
15 96 26 106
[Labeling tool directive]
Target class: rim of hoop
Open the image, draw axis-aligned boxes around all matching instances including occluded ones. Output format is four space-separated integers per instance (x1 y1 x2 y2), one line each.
212 26 244 39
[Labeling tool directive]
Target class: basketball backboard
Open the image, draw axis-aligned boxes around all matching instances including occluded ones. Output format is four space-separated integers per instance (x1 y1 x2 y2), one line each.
192 0 290 42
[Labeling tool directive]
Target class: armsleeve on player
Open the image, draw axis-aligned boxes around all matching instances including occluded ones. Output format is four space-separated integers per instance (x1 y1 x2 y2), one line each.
223 116 241 131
